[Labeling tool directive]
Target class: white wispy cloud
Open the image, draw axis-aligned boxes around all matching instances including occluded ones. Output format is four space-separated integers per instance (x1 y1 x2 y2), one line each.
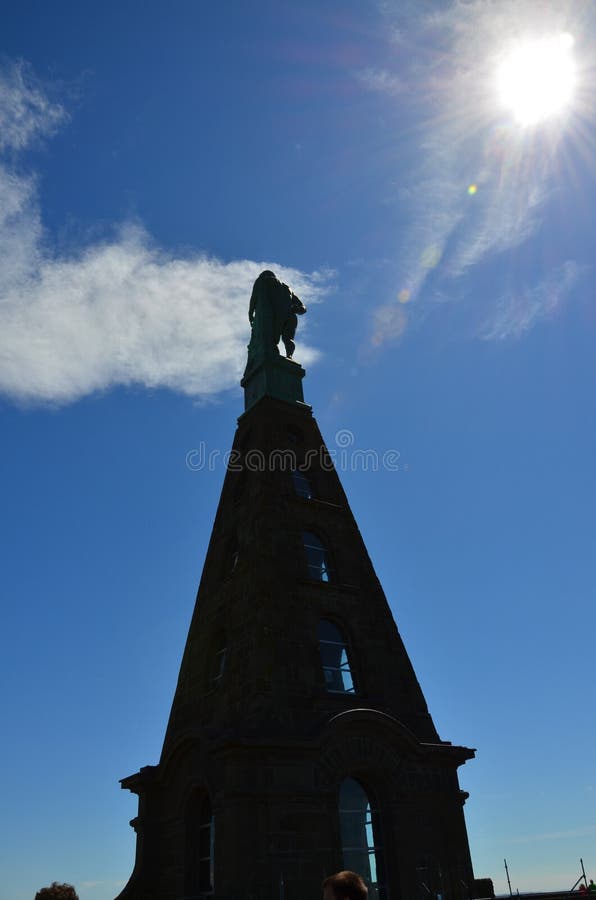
0 63 327 407
480 260 582 339
357 67 405 95
363 0 586 343
0 60 66 151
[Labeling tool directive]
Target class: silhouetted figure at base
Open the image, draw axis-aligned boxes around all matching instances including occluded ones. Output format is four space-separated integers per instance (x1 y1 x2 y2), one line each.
34 884 79 900
323 871 369 900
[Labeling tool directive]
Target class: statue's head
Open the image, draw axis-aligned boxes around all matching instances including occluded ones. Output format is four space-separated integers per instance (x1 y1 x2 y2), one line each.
259 270 276 280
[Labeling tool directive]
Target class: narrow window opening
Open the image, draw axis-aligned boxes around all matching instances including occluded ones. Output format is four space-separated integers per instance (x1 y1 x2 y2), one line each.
318 620 355 693
303 531 332 582
212 644 227 684
292 469 315 499
185 794 214 899
198 799 214 898
226 537 239 576
339 778 385 900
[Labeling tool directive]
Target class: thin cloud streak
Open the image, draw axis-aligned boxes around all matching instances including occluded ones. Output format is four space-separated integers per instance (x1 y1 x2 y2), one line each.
480 260 582 340
0 63 328 407
357 67 406 95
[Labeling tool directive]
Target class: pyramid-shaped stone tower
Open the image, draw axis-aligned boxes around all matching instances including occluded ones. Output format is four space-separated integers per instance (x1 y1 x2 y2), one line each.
116 273 476 900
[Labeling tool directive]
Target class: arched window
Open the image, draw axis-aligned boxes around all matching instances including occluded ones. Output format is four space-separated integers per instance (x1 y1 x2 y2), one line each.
303 531 332 582
292 469 315 499
339 778 385 900
318 620 354 693
185 793 214 899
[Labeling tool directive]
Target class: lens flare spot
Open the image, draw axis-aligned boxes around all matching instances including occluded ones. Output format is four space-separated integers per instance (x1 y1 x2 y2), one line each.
421 246 441 269
373 304 408 344
468 184 478 195
398 289 411 304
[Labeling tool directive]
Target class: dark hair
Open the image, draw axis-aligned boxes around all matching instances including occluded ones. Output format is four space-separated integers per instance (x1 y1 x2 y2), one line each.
323 871 368 900
35 884 79 900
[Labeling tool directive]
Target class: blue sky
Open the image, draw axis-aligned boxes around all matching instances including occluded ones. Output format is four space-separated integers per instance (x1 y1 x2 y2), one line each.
1 1 595 898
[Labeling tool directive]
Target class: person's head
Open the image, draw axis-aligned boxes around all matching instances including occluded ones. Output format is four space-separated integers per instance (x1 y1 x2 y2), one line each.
323 871 368 900
35 883 79 900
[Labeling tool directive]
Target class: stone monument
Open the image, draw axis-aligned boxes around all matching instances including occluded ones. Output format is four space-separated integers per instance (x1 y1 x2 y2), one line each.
116 277 476 900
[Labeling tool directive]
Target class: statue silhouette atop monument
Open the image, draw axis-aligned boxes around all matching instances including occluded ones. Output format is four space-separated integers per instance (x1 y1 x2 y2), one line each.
244 270 306 378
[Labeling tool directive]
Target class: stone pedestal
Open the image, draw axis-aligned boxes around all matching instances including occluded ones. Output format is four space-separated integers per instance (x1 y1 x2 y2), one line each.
241 354 308 411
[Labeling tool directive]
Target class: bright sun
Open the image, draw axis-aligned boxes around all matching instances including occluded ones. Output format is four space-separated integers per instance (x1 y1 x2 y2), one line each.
497 33 576 126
